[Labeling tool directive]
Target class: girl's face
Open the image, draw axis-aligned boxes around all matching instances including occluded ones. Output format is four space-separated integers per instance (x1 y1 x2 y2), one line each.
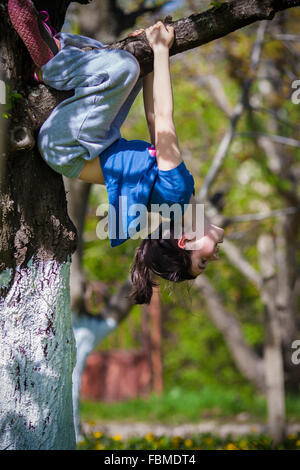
178 217 224 276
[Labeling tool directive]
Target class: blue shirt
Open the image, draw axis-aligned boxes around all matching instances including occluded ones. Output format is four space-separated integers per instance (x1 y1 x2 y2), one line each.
99 138 195 247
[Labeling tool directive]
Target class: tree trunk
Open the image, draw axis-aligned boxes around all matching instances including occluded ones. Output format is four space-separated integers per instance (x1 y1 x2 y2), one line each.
0 0 86 450
258 234 286 444
0 260 76 449
148 288 163 395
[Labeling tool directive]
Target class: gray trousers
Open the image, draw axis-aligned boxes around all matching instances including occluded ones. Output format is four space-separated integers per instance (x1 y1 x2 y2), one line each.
38 32 143 178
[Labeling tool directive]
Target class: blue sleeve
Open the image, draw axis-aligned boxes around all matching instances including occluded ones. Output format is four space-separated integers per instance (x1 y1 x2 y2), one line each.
149 161 195 209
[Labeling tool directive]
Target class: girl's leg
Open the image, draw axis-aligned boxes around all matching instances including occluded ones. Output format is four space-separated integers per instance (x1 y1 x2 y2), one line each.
9 0 143 180
109 76 143 132
77 75 144 184
38 45 141 178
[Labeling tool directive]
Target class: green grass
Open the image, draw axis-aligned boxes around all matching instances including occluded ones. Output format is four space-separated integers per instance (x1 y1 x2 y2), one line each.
80 386 300 425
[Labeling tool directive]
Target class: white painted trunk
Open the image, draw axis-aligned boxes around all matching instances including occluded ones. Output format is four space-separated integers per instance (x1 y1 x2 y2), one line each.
264 344 286 443
0 257 77 450
71 313 117 442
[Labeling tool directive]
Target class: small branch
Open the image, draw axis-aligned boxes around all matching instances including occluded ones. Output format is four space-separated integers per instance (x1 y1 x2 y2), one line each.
237 132 300 148
224 206 300 224
273 33 300 41
221 238 263 288
198 200 263 288
249 105 300 131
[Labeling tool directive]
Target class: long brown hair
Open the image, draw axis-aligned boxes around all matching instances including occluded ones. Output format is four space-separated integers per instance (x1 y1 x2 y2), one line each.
130 222 196 304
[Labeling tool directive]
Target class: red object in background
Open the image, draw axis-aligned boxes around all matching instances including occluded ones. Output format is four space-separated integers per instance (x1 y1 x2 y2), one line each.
80 350 152 402
80 287 163 402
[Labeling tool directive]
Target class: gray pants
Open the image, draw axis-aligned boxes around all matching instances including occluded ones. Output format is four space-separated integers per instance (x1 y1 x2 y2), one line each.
38 32 143 178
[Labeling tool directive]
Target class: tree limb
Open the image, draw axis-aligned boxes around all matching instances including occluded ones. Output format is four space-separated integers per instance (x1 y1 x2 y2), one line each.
223 206 300 224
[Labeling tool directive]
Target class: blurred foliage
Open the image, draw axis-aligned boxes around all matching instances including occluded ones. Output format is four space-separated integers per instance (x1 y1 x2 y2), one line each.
77 1 300 399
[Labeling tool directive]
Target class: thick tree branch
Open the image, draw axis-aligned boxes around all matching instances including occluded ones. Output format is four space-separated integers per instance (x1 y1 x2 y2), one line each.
112 0 300 74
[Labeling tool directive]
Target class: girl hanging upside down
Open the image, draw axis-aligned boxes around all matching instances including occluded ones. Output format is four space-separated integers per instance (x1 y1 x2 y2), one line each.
8 0 224 304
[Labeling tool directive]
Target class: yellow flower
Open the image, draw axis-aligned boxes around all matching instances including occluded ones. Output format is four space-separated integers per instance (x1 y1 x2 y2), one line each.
287 434 296 440
145 433 155 442
296 440 300 447
156 438 163 447
88 420 96 427
184 439 193 448
93 431 103 439
171 436 181 445
113 434 122 441
95 442 104 450
238 440 248 449
225 443 238 450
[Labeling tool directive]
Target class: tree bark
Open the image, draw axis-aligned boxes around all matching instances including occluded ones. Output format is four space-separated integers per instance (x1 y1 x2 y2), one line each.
0 260 76 449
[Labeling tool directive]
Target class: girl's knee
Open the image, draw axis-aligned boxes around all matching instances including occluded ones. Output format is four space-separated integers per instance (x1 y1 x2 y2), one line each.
118 50 140 85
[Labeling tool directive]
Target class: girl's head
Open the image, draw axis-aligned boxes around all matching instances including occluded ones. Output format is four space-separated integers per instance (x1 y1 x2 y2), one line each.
130 219 224 304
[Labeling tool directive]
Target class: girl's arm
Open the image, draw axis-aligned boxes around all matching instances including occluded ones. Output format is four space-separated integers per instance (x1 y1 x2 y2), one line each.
143 72 155 145
129 28 156 145
146 22 183 171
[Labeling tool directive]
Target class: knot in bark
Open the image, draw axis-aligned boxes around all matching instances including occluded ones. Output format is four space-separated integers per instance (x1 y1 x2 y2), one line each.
10 126 35 152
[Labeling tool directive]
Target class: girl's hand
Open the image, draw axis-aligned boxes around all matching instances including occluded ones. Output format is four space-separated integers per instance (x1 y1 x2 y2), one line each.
145 21 174 51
